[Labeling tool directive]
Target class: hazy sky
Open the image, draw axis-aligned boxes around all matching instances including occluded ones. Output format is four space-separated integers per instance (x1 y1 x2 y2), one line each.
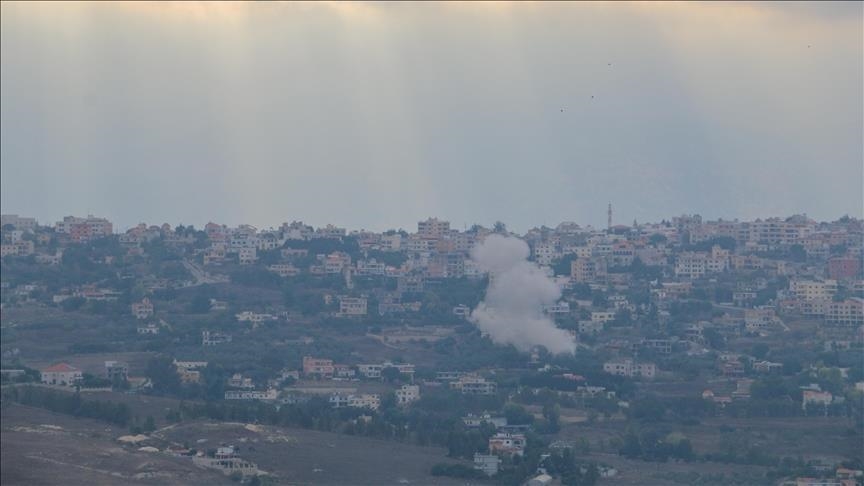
1 1 862 232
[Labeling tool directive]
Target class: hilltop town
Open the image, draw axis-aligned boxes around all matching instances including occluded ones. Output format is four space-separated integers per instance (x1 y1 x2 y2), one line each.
1 212 862 486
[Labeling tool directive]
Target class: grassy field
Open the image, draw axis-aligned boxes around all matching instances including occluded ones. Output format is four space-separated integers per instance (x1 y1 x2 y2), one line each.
554 414 862 485
1 391 473 486
1 403 233 486
157 421 469 485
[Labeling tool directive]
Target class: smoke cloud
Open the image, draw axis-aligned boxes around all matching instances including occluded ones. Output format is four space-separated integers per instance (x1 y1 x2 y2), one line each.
469 234 576 354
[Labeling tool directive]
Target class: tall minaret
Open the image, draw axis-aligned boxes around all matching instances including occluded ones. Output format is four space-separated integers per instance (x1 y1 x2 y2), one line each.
607 202 612 231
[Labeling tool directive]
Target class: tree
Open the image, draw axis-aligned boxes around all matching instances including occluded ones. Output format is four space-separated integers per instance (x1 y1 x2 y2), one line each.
504 404 534 426
381 366 402 383
146 357 182 395
552 254 578 276
542 402 561 433
629 395 666 422
649 233 668 245
187 294 211 313
788 244 807 262
143 415 156 433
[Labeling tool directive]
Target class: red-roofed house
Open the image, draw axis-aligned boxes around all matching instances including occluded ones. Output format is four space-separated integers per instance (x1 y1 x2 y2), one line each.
41 363 82 386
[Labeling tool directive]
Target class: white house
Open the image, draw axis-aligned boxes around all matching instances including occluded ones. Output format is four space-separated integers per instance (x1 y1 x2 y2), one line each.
395 385 420 405
339 297 367 316
41 363 82 386
603 359 657 379
131 298 154 319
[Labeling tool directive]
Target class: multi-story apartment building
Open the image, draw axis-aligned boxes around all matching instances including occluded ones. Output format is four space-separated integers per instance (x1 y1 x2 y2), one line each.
533 242 558 266
302 356 335 377
450 375 497 395
603 359 657 379
827 257 862 281
41 363 82 386
748 218 814 245
0 214 38 231
131 298 154 319
489 433 526 457
55 215 113 243
744 308 782 331
338 296 367 316
397 275 425 293
395 385 421 405
417 218 451 239
571 257 607 283
790 279 838 301
824 298 864 327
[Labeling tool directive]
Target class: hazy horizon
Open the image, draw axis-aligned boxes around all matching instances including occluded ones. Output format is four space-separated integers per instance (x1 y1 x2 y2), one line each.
2 1 862 233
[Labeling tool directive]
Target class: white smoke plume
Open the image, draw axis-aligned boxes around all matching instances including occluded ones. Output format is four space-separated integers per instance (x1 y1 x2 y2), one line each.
469 234 576 354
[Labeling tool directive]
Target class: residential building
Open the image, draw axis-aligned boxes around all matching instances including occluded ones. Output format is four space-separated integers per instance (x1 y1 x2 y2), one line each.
303 357 335 377
224 389 278 400
40 363 82 386
238 247 257 265
0 241 34 257
173 360 206 383
397 275 425 293
55 215 113 243
131 298 154 319
347 394 381 410
825 298 864 327
137 323 159 334
571 257 607 283
227 373 255 389
0 214 37 231
395 384 421 405
474 453 502 476
450 375 498 395
578 320 604 334
453 304 471 317
802 390 833 411
202 330 232 346
489 433 526 457
603 359 657 379
357 362 415 380
542 302 571 314
235 311 278 324
104 361 129 382
790 279 838 302
417 218 450 239
192 446 259 476
591 311 616 323
533 242 559 266
268 263 300 277
827 257 861 281
753 361 784 373
744 308 782 333
463 413 508 428
338 296 367 316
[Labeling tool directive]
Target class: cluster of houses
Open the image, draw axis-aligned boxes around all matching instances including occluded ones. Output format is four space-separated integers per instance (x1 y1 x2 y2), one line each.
37 360 141 390
3 214 861 337
465 412 533 476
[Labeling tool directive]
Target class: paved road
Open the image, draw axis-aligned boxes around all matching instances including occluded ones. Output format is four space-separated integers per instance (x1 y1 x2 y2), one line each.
182 260 228 286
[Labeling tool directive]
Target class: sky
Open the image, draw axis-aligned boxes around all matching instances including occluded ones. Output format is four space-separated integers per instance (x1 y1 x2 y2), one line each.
1 1 862 233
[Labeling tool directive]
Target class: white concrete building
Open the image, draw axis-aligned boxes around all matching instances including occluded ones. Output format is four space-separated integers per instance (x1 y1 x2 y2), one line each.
603 359 656 379
339 297 367 316
41 363 82 386
395 384 420 405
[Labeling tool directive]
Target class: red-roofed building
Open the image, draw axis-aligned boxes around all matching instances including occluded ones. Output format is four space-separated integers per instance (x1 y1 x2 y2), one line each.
41 363 82 386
